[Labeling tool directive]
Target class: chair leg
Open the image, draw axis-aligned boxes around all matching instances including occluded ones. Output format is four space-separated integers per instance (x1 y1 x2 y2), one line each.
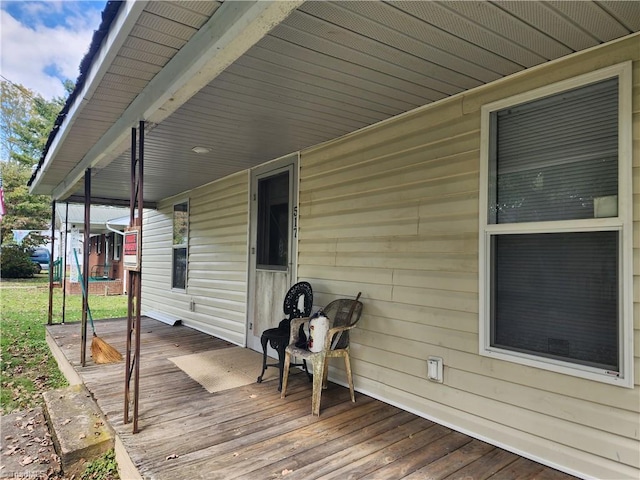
280 352 291 399
344 353 355 403
276 342 286 392
303 359 312 382
256 334 269 383
321 357 329 389
311 355 325 416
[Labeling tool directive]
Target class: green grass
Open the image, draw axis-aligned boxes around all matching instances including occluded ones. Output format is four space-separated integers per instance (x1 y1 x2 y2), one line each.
81 449 120 480
1 273 128 414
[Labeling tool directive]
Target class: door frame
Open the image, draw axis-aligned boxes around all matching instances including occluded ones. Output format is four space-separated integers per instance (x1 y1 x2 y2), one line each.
246 153 300 350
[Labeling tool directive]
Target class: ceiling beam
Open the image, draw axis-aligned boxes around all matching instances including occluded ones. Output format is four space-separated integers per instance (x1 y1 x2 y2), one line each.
65 195 157 209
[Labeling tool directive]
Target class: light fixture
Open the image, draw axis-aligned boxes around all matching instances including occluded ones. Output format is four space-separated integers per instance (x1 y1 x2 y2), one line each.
191 146 210 154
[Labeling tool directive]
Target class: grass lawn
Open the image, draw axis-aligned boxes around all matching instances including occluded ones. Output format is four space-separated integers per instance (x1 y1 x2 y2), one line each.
1 273 128 414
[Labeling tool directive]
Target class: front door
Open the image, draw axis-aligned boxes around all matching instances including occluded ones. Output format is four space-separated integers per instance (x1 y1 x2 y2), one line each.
247 155 298 351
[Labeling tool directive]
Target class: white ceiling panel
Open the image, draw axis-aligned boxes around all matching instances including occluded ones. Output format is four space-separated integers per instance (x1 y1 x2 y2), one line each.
111 56 163 76
89 93 135 110
226 59 403 117
272 14 459 97
121 36 178 61
548 1 632 41
128 23 190 50
144 1 219 28
332 1 522 75
256 36 440 106
600 1 640 30
401 1 571 62
494 1 601 51
134 11 198 42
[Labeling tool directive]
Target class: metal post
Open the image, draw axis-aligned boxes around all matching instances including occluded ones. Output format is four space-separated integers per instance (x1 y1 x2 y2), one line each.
81 169 91 367
125 122 144 433
62 202 69 324
133 120 144 433
124 127 135 426
47 200 56 325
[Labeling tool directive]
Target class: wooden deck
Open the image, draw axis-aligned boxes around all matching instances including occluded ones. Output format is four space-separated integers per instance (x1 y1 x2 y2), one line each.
46 317 576 480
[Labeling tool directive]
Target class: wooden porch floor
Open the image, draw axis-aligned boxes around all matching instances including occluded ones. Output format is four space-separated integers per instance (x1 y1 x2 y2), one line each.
46 317 576 480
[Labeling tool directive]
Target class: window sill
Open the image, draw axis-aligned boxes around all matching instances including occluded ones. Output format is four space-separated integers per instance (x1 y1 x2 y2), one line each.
480 347 633 388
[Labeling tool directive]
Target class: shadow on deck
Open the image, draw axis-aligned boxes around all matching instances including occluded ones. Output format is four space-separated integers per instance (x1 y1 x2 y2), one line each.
46 317 576 480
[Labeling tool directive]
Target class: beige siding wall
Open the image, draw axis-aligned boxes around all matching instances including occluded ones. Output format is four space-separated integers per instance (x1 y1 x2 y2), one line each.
141 171 249 345
298 36 640 479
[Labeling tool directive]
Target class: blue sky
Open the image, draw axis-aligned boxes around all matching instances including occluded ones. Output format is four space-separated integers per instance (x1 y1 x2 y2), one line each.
0 0 106 99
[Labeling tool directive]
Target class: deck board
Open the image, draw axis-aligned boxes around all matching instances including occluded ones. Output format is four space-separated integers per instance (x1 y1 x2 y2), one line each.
46 317 577 480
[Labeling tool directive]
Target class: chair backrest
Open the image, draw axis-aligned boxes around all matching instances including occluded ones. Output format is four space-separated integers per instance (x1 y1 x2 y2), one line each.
283 281 313 321
322 297 363 350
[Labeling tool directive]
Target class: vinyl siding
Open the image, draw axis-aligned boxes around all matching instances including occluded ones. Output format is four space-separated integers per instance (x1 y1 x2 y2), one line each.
297 35 640 480
141 171 249 345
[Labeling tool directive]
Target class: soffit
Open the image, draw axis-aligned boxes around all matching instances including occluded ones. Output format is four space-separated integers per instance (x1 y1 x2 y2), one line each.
35 1 640 204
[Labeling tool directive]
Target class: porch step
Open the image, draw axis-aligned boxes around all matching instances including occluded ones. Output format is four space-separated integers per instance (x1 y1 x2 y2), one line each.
42 384 115 477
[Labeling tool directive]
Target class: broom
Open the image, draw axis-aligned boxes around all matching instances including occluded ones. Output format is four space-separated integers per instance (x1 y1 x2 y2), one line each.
73 248 123 364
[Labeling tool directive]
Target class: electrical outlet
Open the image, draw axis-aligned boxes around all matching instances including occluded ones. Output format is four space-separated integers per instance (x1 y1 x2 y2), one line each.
427 356 443 383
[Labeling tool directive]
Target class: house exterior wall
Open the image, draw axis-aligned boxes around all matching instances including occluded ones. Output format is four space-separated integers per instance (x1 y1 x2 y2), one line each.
297 36 639 479
141 171 249 345
139 35 639 479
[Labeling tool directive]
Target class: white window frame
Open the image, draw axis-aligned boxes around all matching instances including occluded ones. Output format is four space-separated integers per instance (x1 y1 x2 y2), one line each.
478 62 633 388
113 234 122 261
171 200 189 291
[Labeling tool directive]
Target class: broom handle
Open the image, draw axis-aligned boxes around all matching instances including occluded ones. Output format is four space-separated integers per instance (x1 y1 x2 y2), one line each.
331 292 361 350
73 248 96 335
347 292 361 326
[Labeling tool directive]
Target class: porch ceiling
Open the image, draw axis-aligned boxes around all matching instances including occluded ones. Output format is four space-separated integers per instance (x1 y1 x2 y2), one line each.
29 0 640 205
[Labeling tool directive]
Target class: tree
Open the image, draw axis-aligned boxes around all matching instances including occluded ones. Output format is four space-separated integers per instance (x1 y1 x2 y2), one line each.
9 81 71 167
0 80 71 244
0 82 31 162
0 161 50 246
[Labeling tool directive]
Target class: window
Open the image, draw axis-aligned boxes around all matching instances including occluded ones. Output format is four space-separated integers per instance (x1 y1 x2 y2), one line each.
172 201 188 290
257 171 289 269
114 234 122 261
479 64 633 387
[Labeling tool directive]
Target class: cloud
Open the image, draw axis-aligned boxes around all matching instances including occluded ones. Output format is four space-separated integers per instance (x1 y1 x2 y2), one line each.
0 1 103 100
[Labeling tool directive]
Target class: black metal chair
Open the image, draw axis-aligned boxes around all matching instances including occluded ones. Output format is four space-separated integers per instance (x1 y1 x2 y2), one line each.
257 281 313 390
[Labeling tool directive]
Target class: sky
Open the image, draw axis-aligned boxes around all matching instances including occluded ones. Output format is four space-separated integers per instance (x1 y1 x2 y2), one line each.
0 0 106 100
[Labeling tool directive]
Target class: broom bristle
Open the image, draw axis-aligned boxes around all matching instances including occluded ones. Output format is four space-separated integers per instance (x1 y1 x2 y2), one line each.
91 336 123 364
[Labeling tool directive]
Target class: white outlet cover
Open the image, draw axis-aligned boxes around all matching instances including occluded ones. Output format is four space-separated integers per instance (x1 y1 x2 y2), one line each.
427 356 443 383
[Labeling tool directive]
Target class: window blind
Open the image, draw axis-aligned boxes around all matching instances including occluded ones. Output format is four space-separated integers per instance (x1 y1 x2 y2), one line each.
491 231 619 371
490 77 618 224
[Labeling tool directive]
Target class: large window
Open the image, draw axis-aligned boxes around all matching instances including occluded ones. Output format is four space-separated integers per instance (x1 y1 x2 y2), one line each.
172 201 188 290
479 64 633 387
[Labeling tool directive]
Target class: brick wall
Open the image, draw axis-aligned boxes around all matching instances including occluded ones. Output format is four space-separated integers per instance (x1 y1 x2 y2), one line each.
65 279 123 296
